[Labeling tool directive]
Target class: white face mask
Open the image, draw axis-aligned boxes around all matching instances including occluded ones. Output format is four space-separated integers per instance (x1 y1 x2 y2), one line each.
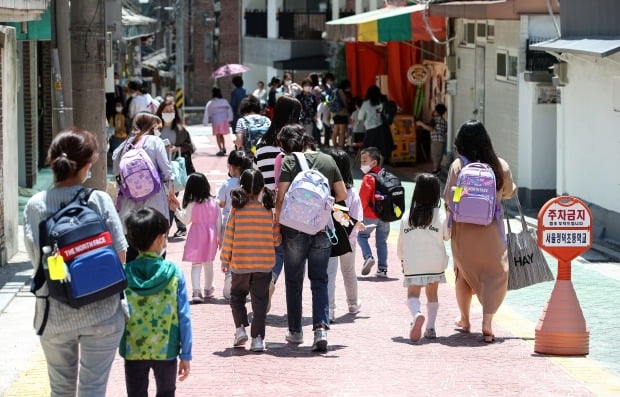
360 165 372 174
303 86 312 93
161 112 175 123
154 128 161 137
114 79 120 85
284 80 292 85
115 106 123 113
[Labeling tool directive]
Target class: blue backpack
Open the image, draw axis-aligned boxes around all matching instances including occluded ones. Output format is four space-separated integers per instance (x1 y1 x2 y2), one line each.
32 189 127 334
326 88 344 113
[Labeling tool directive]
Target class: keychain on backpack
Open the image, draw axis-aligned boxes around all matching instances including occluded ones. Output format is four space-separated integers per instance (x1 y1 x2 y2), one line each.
46 245 69 282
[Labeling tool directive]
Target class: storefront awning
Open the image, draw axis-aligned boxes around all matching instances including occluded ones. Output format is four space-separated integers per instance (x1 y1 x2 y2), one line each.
530 37 620 57
0 0 49 22
142 48 168 70
325 4 445 43
273 55 329 71
122 7 158 40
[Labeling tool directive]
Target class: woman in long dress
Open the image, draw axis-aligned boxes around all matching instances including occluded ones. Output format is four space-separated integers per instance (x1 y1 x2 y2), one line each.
444 120 516 342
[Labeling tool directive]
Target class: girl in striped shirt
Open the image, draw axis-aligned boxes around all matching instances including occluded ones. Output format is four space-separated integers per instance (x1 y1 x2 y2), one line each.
220 169 281 352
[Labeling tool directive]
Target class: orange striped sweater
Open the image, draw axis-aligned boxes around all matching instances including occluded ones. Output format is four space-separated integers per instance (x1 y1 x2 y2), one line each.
220 201 281 273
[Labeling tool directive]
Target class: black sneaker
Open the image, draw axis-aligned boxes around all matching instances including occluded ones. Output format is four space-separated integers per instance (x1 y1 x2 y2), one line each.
361 257 375 275
173 229 187 238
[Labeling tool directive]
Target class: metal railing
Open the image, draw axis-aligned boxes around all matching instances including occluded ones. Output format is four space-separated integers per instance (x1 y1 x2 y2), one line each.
245 10 267 37
526 38 557 72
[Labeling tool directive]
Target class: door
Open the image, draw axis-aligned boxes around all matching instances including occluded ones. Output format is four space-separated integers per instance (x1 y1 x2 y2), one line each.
474 45 485 123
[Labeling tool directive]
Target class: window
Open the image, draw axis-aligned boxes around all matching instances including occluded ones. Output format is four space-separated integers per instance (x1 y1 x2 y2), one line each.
487 21 495 42
496 49 518 82
496 50 507 79
477 22 486 40
460 21 475 47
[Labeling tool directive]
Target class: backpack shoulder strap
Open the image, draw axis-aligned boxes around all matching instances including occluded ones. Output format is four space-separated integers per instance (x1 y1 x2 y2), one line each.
292 152 310 172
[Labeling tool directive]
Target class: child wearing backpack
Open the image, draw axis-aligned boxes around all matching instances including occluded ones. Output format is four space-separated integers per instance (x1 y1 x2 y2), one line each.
217 150 254 298
357 147 391 278
112 112 179 262
416 103 447 175
220 169 281 352
121 207 192 395
174 173 221 303
397 173 450 343
444 120 515 342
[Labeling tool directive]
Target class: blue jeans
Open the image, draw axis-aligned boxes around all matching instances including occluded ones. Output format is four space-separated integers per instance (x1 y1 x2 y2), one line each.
39 307 125 397
357 217 390 270
272 243 284 282
282 226 331 331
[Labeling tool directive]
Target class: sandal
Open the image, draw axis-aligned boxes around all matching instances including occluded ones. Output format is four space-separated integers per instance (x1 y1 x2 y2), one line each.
454 320 471 333
482 330 495 343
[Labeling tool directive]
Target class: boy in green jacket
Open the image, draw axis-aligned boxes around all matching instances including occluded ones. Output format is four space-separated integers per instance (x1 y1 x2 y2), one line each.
120 207 192 395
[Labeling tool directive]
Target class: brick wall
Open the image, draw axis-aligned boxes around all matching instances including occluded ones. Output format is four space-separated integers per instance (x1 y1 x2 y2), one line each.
23 41 38 187
0 46 5 264
187 0 240 106
39 41 52 166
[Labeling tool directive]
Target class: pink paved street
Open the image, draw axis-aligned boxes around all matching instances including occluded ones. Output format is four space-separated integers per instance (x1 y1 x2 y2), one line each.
103 131 594 396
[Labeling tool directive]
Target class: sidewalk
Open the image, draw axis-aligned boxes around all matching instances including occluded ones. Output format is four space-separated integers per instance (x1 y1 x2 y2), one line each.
1 126 620 396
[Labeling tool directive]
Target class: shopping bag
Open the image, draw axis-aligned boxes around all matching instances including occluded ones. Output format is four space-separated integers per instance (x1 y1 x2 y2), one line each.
169 148 188 193
505 195 554 290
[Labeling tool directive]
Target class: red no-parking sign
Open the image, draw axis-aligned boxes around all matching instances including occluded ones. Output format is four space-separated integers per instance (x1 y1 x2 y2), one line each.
537 196 593 265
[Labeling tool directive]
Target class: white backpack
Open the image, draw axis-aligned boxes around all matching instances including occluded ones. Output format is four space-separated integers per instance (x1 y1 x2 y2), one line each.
279 152 335 235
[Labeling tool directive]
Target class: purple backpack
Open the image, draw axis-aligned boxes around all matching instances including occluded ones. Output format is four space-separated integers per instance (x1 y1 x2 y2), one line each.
118 136 162 202
449 156 500 226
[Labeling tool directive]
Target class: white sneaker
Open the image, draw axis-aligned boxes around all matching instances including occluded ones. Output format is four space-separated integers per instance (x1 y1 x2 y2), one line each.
203 286 215 299
191 291 204 304
312 329 328 352
410 313 425 343
329 309 335 323
285 330 304 344
223 273 232 299
361 257 375 275
250 336 266 352
233 326 248 347
348 303 362 315
376 268 388 278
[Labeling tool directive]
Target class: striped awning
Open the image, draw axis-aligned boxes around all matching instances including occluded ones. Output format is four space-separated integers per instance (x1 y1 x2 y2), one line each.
325 4 445 43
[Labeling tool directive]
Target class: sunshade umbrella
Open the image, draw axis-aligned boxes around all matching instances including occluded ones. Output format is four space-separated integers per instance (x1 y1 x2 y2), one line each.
211 64 250 79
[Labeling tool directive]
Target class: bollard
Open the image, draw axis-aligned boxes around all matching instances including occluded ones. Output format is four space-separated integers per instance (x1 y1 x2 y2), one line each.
535 196 592 355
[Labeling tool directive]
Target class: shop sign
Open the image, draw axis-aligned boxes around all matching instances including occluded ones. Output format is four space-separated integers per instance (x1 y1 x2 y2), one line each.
407 64 429 86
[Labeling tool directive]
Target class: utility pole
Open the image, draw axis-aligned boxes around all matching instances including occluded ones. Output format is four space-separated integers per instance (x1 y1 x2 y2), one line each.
51 0 74 134
175 0 185 118
71 0 107 190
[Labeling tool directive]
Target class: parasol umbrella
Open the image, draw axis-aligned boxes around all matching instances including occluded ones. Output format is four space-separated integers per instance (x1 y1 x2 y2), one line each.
211 64 250 79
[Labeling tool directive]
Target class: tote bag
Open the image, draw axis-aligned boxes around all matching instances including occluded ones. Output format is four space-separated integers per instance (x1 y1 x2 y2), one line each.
505 195 554 290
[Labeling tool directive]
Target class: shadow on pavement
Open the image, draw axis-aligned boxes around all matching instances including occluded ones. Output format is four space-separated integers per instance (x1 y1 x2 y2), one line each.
264 313 315 328
356 276 399 282
212 343 346 358
330 314 370 325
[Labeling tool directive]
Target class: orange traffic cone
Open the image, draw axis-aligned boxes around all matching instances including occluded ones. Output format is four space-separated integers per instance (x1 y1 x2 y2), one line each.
534 261 589 355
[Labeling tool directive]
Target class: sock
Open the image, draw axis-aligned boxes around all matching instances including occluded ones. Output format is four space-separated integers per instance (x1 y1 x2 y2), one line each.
203 261 214 290
191 264 202 292
407 297 420 318
426 302 439 329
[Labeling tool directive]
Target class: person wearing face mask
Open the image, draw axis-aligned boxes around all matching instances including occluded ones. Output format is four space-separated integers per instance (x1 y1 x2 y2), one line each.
113 112 179 262
281 72 302 98
24 129 128 397
295 79 319 143
108 101 128 155
357 147 391 278
157 102 196 237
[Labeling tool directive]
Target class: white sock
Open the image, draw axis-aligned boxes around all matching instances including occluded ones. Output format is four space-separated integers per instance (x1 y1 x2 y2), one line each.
427 302 439 329
203 261 214 290
407 297 420 317
191 264 202 292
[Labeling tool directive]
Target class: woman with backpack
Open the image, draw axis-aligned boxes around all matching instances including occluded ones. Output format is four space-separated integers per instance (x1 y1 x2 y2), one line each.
444 120 516 342
275 124 347 352
113 111 178 262
24 129 128 396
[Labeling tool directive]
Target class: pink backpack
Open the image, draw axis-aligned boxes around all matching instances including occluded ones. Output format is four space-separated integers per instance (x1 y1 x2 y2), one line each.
118 136 162 202
449 156 500 226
